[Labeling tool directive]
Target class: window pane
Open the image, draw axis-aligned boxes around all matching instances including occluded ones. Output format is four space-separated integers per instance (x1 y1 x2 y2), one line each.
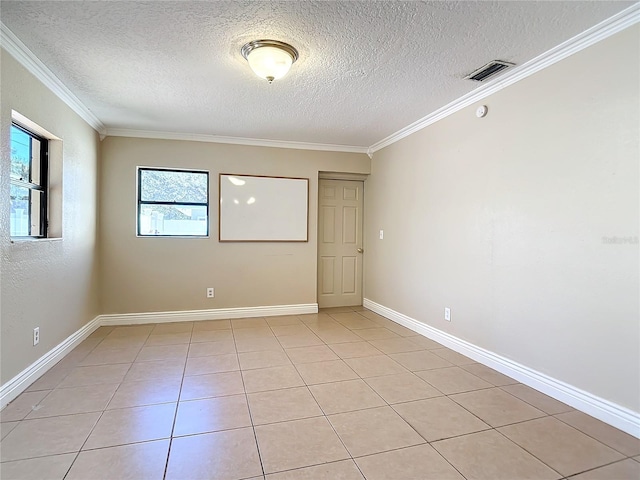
140 169 208 203
10 184 30 236
10 126 31 182
30 189 43 236
139 204 208 236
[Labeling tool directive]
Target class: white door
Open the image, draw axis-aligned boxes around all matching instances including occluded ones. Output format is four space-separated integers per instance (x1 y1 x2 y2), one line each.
318 179 364 308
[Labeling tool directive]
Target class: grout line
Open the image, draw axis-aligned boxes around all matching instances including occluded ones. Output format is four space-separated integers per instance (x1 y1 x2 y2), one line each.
161 321 194 480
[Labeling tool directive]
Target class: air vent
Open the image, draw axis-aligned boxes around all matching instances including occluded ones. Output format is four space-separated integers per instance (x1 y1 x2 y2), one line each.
465 60 515 82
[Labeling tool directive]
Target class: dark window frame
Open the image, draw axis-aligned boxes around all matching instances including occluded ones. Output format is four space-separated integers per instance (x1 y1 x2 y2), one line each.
137 167 210 237
10 123 48 238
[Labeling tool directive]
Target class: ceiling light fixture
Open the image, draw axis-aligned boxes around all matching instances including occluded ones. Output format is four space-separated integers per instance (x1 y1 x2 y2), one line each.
241 39 299 84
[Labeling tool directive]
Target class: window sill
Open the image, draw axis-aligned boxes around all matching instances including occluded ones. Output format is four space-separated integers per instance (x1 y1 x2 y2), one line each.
11 237 62 243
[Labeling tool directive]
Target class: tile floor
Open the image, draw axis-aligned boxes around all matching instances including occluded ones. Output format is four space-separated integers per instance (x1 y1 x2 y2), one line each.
1 306 638 479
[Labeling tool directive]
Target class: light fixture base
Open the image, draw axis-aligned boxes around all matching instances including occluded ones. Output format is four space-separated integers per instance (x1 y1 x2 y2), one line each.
241 39 299 63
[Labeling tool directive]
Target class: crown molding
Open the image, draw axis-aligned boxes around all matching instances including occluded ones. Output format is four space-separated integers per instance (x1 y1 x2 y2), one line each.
367 3 640 155
0 23 106 135
105 128 369 154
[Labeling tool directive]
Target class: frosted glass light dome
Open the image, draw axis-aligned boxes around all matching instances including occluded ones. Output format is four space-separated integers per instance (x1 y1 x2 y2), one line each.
241 40 299 84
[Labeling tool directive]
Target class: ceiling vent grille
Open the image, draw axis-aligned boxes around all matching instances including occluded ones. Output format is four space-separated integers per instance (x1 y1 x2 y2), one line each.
465 60 515 82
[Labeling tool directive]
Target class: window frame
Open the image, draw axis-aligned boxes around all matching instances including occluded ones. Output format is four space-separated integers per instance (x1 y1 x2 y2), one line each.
10 122 49 238
136 166 210 238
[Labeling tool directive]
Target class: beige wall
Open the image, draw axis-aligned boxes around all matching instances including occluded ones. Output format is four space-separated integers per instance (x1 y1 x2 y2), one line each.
99 137 370 314
0 50 101 384
364 26 639 410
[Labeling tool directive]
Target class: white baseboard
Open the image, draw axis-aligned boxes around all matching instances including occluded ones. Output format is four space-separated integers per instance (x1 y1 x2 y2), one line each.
1 303 317 411
0 316 101 410
364 298 640 439
98 303 318 325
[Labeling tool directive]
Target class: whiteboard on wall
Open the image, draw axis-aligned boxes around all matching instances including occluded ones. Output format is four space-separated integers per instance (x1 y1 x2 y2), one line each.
219 174 309 242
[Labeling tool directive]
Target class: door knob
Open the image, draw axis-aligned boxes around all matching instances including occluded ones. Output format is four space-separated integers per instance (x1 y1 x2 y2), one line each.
357 248 364 253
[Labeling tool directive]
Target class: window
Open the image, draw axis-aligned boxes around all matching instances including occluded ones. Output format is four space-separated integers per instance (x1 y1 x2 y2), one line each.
137 167 209 237
10 124 48 237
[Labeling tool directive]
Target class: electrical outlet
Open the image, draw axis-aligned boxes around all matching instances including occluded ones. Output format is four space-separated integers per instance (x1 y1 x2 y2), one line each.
33 327 40 346
207 287 215 298
379 229 384 240
444 308 451 322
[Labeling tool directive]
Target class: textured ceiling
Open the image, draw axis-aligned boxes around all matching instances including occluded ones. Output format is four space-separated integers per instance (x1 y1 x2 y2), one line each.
0 1 634 148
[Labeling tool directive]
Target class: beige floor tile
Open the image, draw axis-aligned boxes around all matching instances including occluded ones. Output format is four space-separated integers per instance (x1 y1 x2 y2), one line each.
570 458 640 480
66 439 169 480
500 384 573 415
416 366 492 394
96 336 147 350
192 319 232 330
266 459 364 479
461 363 518 386
271 324 312 337
144 331 192 346
329 342 382 359
84 402 176 449
88 326 115 338
345 355 408 378
256 416 349 474
328 406 425 457
353 327 400 340
432 348 476 365
231 317 269 329
265 315 303 326
57 363 131 388
634 455 640 463
0 390 50 422
384 323 419 337
25 383 118 419
355 444 465 480
107 377 182 409
25 363 72 391
285 345 339 364
309 379 386 414
0 453 76 480
393 396 491 442
364 372 442 404
1 421 19 440
450 387 546 427
174 394 251 436
239 350 292 370
406 335 444 349
0 413 100 462
166 427 263 480
276 333 324 349
180 371 245 400
136 343 189 362
80 346 141 366
233 327 276 340
190 329 234 343
123 358 185 383
184 353 239 376
368 338 425 354
242 365 305 393
236 336 284 353
498 416 624 477
332 313 380 330
188 339 237 357
357 310 388 322
150 322 193 334
314 329 363 344
323 307 357 314
432 429 560 480
248 386 323 425
106 325 154 338
389 350 453 371
296 360 359 385
555 410 640 457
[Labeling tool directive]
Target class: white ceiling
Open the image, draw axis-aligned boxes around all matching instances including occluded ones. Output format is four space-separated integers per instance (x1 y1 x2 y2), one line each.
0 1 635 150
